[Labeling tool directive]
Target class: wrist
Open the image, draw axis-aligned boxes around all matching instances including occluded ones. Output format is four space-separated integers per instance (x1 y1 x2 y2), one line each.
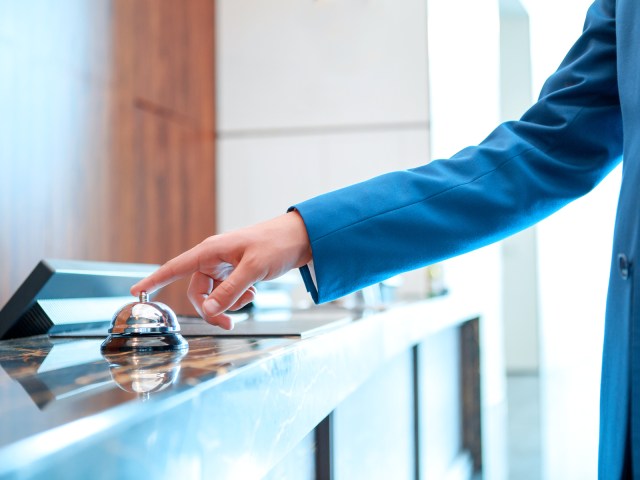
287 210 313 267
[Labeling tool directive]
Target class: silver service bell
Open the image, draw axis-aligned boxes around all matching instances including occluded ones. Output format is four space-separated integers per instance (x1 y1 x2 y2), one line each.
100 291 188 352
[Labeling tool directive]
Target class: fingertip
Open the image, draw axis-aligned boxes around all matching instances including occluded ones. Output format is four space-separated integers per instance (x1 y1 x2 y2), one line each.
130 280 154 297
220 316 234 330
204 313 234 330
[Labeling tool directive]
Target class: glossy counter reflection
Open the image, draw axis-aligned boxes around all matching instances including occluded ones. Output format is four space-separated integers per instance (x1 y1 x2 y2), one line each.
0 298 480 480
0 335 295 444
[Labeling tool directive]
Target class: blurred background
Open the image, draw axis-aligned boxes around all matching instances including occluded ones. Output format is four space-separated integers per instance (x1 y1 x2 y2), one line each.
0 0 617 478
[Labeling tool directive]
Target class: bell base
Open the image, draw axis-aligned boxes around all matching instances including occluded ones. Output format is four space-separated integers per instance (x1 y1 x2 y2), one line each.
101 333 189 352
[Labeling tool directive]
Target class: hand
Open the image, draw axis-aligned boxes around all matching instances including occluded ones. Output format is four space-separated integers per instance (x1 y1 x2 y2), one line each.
131 211 313 330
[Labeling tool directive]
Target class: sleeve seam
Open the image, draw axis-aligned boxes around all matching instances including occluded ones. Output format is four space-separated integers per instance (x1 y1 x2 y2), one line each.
312 97 601 244
311 146 536 243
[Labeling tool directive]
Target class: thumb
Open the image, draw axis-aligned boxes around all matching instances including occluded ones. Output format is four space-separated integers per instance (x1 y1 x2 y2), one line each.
202 261 262 317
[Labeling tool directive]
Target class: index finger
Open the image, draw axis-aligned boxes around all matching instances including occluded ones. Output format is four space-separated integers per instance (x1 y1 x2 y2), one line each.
131 246 202 295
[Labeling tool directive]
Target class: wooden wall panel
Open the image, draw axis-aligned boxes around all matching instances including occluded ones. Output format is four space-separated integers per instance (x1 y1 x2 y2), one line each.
0 1 216 314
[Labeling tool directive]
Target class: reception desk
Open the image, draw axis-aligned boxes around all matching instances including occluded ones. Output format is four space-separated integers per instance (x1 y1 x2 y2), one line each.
0 296 481 480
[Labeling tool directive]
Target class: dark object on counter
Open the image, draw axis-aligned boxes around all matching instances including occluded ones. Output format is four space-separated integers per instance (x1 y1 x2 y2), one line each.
101 292 188 353
0 259 158 340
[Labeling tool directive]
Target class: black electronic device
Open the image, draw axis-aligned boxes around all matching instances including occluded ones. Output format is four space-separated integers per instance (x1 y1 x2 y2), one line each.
0 259 158 340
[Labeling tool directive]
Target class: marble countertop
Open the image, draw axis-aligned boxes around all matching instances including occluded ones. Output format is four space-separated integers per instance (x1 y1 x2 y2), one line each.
0 296 479 479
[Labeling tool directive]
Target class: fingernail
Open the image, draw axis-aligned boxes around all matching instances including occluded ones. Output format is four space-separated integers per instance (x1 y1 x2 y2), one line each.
203 299 221 316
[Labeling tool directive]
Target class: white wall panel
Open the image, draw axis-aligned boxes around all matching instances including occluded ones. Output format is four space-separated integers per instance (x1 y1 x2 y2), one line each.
217 129 429 232
216 0 429 132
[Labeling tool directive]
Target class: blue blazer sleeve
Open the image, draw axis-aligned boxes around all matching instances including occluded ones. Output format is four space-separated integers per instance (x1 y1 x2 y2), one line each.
293 0 622 304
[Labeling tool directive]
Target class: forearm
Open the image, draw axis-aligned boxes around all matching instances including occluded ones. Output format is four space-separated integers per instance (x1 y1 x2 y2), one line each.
294 0 622 303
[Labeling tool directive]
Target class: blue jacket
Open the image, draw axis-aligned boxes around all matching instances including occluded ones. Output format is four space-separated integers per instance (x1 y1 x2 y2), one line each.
294 0 633 476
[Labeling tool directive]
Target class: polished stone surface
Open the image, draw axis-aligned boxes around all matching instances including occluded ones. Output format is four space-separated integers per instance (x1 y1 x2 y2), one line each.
0 297 479 479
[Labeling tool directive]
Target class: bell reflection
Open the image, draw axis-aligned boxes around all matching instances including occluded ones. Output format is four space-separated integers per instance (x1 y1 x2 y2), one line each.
103 349 187 401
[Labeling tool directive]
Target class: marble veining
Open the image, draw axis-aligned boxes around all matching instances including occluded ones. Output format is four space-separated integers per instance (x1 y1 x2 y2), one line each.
0 296 479 479
0 335 295 445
